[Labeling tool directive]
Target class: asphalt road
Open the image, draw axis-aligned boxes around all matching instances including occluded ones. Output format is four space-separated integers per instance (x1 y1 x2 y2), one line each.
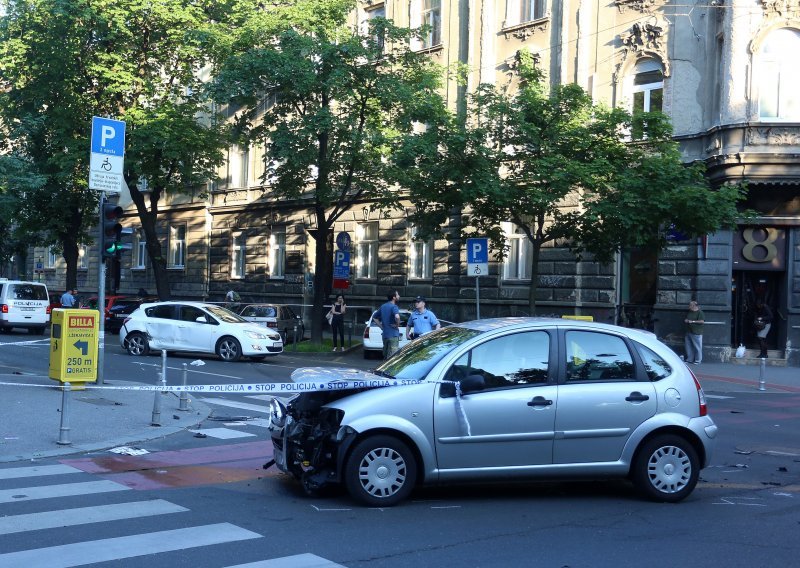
1 330 798 567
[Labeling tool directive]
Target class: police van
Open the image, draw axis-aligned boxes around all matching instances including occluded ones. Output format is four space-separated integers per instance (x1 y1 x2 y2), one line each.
0 279 50 334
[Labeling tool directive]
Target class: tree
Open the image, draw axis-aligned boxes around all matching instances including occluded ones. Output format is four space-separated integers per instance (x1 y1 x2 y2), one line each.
0 153 46 278
0 0 230 297
400 57 745 314
211 0 447 342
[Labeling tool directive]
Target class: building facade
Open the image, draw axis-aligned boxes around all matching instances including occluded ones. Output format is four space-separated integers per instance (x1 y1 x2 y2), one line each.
28 0 800 364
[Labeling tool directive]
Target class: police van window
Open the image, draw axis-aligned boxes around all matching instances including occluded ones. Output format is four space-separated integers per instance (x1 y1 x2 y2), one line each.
635 342 672 381
565 331 635 381
11 284 48 301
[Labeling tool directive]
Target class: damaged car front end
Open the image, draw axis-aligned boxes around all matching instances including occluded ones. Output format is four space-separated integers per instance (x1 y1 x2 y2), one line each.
268 369 380 494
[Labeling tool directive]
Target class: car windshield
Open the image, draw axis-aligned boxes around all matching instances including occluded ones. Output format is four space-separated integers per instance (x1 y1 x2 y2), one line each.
374 326 481 381
206 305 248 323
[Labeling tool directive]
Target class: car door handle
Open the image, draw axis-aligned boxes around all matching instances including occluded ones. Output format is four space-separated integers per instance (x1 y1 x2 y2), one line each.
527 396 553 407
625 391 650 402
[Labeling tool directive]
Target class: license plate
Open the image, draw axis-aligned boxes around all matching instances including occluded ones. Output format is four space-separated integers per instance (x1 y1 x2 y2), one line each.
20 307 35 311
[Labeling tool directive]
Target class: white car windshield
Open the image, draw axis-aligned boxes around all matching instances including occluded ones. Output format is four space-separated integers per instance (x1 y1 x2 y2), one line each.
375 326 481 381
206 305 248 323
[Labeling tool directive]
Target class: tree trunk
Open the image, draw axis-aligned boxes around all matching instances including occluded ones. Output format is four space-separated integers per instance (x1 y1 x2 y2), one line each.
309 220 333 344
129 185 171 300
61 234 79 292
528 240 542 316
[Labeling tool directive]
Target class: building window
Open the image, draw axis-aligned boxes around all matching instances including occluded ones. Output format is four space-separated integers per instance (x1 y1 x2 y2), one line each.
228 145 249 188
363 4 386 51
78 245 89 270
758 28 800 120
47 248 58 268
231 232 246 279
421 0 441 48
134 232 147 269
168 225 186 268
356 222 378 279
631 59 663 114
408 225 432 280
268 229 286 278
520 0 545 22
502 222 531 280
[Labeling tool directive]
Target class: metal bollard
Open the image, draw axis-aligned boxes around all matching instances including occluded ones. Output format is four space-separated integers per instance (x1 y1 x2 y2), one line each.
151 372 164 426
161 349 168 382
293 324 298 351
178 363 190 411
57 382 72 445
758 357 767 391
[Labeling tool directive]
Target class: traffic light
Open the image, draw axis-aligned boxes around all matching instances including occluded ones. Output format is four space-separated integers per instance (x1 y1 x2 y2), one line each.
100 198 132 261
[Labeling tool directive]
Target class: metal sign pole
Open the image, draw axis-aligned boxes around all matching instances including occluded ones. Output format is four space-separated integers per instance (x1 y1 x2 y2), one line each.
476 275 480 320
97 192 106 385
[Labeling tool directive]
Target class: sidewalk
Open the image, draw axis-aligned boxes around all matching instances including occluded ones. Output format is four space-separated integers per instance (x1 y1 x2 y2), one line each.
693 361 800 394
0 373 211 464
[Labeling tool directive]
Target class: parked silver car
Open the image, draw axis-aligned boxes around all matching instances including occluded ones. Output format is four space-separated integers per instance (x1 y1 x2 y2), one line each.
268 318 717 506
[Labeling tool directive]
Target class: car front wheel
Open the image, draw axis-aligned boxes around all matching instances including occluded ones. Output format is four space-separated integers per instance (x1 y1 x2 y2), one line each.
125 332 150 356
216 336 242 362
632 434 699 503
344 435 417 507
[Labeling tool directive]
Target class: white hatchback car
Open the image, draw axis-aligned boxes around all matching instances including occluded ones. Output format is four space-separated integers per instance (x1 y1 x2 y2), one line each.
120 301 283 361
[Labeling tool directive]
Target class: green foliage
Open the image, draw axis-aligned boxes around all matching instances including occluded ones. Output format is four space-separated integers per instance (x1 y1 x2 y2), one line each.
401 60 744 311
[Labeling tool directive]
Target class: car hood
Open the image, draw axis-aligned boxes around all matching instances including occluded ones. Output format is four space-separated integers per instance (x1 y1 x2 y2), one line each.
291 367 404 390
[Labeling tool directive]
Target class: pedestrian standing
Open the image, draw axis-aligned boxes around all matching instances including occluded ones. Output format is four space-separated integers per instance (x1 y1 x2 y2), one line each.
375 290 401 359
225 289 241 311
753 300 773 358
406 296 440 340
328 295 347 351
683 300 705 364
60 288 77 308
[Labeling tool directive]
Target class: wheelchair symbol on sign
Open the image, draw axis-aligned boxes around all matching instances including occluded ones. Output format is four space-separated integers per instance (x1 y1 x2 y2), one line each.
101 157 112 171
473 266 481 275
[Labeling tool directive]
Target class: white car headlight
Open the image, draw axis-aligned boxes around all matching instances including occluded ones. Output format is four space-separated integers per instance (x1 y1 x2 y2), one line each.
245 330 267 339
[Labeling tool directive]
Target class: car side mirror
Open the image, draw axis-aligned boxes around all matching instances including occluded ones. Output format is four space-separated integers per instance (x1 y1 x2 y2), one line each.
460 374 486 394
195 316 206 324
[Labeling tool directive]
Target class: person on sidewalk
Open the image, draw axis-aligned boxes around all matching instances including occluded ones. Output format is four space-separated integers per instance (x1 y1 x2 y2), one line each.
374 290 401 359
683 300 705 364
406 296 440 340
327 294 347 352
225 289 241 311
753 300 773 358
60 288 78 308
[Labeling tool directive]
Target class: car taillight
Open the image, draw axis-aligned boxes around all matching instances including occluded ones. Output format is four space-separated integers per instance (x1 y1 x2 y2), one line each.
123 316 132 325
363 326 370 339
0 304 7 314
267 322 277 328
687 367 708 417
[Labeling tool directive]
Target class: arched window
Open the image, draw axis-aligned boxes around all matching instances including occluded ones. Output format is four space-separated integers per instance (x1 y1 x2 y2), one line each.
758 28 800 120
631 59 663 114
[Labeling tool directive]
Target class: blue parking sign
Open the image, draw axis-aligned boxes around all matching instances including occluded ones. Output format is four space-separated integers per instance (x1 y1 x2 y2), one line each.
466 238 488 264
333 250 350 279
91 117 126 157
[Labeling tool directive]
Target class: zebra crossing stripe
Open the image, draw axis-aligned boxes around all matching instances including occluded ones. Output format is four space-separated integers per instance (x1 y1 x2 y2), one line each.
0 464 83 480
0 499 188 535
0 522 262 568
0 480 130 504
200 398 268 413
226 553 347 567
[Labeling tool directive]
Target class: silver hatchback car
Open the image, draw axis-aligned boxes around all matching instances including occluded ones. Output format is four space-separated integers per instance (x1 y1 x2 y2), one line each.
268 318 717 506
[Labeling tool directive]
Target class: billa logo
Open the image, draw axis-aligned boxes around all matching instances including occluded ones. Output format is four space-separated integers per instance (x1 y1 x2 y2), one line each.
68 315 95 328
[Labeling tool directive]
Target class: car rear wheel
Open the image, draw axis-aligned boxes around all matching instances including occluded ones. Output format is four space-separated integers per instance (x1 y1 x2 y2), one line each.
216 336 242 362
632 434 699 503
344 435 417 507
125 332 150 356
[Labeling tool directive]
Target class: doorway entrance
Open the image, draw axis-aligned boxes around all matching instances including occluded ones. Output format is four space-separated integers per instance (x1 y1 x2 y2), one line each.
731 271 782 350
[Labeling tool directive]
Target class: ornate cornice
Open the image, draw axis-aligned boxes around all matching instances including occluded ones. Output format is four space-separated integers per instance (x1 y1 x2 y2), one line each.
502 17 549 42
761 0 800 18
615 0 659 14
612 17 670 84
747 126 800 145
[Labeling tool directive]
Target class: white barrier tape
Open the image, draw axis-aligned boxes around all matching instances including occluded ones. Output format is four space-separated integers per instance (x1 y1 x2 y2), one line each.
0 379 424 394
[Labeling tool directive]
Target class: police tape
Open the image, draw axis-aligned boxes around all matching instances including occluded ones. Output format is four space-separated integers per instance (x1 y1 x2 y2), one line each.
0 379 424 394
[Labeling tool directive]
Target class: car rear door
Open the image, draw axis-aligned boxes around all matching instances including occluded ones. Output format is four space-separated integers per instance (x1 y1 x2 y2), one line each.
552 329 657 464
143 304 179 350
434 330 557 471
